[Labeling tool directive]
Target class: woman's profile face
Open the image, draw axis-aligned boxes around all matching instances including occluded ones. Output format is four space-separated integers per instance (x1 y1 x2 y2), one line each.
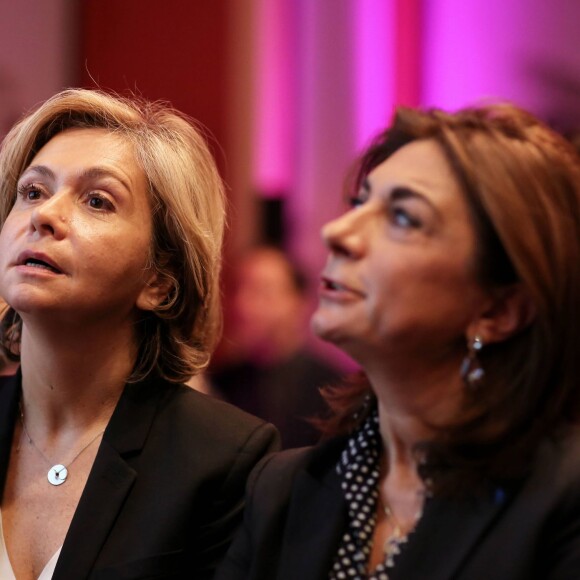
0 127 156 324
312 139 490 365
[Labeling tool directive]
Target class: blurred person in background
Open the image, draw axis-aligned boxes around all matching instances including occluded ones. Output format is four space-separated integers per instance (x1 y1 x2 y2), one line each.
211 246 341 448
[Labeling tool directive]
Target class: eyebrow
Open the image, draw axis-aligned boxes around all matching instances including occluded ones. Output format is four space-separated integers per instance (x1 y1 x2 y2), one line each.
20 165 54 180
390 185 430 204
364 175 434 206
20 165 133 193
364 175 443 220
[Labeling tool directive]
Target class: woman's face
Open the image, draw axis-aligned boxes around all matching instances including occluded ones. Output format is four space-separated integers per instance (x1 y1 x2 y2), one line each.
0 127 157 325
312 139 490 365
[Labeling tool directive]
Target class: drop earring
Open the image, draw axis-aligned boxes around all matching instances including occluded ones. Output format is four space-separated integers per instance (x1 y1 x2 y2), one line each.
461 335 485 388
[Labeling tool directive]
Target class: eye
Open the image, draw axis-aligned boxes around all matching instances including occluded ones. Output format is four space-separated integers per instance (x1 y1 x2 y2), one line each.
87 193 114 211
16 183 44 201
345 188 369 208
391 207 421 229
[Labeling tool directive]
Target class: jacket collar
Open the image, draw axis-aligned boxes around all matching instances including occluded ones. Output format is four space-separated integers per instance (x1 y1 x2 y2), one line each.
277 431 514 580
0 372 21 492
276 435 348 580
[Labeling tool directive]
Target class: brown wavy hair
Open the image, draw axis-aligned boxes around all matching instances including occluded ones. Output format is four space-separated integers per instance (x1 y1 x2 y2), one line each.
0 89 225 383
320 104 580 492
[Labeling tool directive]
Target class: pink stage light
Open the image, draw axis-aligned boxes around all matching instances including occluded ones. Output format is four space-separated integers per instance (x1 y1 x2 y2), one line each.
253 0 296 197
353 0 396 152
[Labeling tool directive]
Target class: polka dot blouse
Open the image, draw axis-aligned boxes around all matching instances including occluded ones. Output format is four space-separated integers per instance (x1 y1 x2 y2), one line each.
328 409 407 580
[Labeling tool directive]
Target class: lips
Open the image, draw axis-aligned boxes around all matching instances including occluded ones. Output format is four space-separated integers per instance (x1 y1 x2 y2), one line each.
17 251 64 274
320 276 363 297
322 277 346 291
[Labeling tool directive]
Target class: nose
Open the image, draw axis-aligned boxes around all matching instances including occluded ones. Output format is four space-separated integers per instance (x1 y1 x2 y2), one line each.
30 192 69 240
321 205 370 259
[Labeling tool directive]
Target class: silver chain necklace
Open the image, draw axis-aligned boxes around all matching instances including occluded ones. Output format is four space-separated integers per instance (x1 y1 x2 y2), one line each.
18 400 105 486
379 495 423 568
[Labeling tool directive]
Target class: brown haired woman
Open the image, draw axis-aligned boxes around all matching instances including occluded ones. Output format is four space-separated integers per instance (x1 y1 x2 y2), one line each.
216 104 580 579
0 89 279 579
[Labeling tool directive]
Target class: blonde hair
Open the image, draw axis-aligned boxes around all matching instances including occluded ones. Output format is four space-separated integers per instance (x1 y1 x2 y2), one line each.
0 88 225 383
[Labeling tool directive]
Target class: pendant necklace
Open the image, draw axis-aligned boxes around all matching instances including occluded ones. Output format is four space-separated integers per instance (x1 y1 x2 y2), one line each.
379 496 423 568
19 400 105 486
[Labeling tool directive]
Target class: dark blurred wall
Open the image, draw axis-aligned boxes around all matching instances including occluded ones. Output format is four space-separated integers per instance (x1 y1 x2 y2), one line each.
79 1 230 171
0 0 78 136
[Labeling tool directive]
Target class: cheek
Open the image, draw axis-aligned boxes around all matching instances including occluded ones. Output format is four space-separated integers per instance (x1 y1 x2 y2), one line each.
368 257 478 332
78 226 151 278
0 216 21 263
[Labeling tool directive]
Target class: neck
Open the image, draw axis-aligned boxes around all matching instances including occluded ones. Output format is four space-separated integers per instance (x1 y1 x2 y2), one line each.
366 353 465 471
18 317 138 434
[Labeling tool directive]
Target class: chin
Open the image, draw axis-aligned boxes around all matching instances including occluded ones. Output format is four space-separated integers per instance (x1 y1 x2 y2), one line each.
311 312 345 345
4 291 60 316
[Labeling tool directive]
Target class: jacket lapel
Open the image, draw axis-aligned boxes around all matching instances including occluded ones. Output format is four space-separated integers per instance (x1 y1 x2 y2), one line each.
53 375 166 579
390 487 513 580
278 440 348 580
274 427 513 580
0 373 20 492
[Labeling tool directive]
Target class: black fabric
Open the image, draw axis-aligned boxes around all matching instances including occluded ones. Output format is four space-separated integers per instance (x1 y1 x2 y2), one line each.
0 372 280 579
216 424 580 580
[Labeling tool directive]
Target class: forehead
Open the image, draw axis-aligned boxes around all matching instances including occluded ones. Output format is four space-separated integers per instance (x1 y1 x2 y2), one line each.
367 138 462 200
30 127 135 166
24 127 150 209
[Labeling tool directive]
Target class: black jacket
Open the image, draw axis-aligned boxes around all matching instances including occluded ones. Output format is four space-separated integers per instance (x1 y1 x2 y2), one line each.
217 429 580 580
0 372 279 579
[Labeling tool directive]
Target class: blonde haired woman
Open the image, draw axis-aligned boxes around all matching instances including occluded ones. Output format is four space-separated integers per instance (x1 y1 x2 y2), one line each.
0 89 278 579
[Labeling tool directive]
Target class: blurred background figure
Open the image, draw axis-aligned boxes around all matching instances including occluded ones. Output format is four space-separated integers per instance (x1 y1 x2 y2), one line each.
211 246 341 448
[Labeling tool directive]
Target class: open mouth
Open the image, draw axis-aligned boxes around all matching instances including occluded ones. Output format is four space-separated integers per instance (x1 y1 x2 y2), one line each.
23 258 62 274
321 276 364 297
322 276 349 291
324 279 342 291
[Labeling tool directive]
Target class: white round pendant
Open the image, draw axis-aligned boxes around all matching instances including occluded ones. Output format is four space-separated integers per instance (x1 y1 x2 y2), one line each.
48 464 68 486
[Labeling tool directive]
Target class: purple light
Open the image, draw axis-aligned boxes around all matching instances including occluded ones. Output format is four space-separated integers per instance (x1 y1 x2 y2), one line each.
253 0 296 197
353 0 396 151
422 0 530 110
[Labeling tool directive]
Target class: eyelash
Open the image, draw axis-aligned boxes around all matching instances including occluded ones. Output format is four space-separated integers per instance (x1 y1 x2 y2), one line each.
345 191 368 208
17 182 44 200
390 206 422 229
85 192 115 211
15 183 115 212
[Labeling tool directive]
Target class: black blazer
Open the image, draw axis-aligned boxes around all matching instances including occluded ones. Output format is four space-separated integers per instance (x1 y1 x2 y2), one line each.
0 372 279 579
216 430 580 580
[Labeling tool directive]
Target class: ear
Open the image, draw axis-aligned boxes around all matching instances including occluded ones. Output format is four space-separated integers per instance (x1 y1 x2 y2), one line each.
467 283 536 345
136 270 174 312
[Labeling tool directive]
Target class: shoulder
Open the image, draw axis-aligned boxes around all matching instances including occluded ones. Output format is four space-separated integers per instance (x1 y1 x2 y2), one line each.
144 378 279 448
115 377 280 481
503 427 580 553
532 425 580 490
246 435 347 512
249 447 314 493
